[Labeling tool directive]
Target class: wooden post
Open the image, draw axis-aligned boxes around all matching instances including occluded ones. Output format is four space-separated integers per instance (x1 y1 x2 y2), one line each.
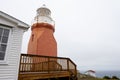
18 54 22 79
67 59 69 71
48 57 50 73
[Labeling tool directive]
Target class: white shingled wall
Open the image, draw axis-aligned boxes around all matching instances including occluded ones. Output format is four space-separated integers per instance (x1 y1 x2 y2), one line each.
0 27 24 80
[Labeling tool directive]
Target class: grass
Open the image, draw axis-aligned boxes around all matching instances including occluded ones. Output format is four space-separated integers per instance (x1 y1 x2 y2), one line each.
78 74 119 80
79 77 119 80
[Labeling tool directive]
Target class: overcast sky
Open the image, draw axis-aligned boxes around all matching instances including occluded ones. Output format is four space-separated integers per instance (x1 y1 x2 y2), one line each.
0 0 120 71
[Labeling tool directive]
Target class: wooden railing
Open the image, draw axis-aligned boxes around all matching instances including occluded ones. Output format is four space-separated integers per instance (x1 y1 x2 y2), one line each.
19 54 77 79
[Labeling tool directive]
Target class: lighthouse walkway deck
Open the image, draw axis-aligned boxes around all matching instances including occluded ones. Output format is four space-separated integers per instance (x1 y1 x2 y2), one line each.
18 54 77 80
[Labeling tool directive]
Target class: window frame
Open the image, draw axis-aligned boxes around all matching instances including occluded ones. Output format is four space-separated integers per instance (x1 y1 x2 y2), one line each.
0 25 11 64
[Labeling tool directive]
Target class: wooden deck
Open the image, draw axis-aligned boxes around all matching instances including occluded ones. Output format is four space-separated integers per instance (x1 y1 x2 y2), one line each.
18 54 77 80
19 71 70 80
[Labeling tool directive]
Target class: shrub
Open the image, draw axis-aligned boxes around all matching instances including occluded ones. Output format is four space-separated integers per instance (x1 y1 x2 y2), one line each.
103 76 111 79
112 76 119 79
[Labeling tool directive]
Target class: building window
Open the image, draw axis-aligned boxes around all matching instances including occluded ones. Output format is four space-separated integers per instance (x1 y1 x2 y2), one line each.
0 27 10 60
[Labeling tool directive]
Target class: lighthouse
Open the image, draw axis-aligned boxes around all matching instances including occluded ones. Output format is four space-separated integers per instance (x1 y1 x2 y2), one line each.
27 5 57 57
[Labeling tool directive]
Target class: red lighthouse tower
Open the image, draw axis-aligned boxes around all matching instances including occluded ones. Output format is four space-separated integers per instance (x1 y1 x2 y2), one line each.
27 5 57 57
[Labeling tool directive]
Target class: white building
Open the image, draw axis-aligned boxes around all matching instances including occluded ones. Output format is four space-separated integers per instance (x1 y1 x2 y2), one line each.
85 70 96 77
0 11 29 80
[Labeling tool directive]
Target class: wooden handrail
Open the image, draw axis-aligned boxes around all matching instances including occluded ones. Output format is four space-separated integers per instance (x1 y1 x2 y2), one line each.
19 54 77 78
